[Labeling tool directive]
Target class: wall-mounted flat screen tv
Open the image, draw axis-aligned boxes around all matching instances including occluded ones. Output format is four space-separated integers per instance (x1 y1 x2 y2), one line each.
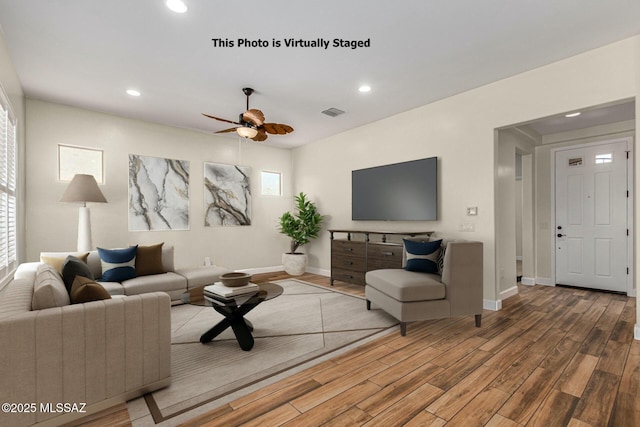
352 157 437 221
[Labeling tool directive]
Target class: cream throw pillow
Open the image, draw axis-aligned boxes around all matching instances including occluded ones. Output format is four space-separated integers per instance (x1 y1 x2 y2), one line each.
41 252 89 274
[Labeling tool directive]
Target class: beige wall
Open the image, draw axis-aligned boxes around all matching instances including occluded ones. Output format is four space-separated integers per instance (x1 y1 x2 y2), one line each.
496 129 534 297
293 36 639 307
521 154 535 283
516 179 522 259
24 99 293 270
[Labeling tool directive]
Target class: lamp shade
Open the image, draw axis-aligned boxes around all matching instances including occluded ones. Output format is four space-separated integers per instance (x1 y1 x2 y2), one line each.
60 174 107 204
236 126 258 139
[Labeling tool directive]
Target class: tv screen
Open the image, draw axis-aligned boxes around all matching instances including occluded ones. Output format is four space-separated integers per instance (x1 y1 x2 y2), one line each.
352 157 437 221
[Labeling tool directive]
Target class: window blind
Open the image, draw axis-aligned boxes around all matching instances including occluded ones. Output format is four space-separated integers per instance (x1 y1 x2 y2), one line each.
0 85 17 282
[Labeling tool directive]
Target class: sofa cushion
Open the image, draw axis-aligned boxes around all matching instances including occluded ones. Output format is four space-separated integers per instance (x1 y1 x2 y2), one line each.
13 262 40 281
96 281 125 296
135 242 164 276
161 245 175 272
121 272 187 296
98 246 138 282
403 239 442 273
175 266 232 289
366 269 445 302
32 264 70 310
70 276 112 304
61 255 94 293
41 252 89 274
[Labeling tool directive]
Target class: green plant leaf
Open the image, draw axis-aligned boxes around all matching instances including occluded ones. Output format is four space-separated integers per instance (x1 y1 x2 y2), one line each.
278 192 324 253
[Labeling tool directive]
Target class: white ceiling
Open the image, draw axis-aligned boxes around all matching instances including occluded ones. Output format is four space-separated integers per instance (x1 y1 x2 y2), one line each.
526 100 636 136
0 1 639 148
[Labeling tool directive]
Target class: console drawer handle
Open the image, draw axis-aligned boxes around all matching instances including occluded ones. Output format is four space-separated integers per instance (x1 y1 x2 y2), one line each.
381 251 394 256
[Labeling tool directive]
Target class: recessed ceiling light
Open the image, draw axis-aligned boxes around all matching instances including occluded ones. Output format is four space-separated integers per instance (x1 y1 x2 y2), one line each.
358 85 371 93
565 112 581 118
166 0 187 13
126 89 141 97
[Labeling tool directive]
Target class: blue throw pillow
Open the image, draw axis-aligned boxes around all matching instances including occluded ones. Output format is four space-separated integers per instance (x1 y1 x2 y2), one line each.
403 239 442 273
98 246 138 282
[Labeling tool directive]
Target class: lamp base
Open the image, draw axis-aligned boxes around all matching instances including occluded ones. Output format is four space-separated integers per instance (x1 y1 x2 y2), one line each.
77 206 93 252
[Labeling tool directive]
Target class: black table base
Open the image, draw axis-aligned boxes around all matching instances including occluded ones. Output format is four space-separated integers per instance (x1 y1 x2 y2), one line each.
199 301 260 351
199 283 283 351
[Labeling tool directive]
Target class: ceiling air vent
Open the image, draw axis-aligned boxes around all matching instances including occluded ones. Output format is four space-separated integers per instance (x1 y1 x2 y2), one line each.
322 107 345 117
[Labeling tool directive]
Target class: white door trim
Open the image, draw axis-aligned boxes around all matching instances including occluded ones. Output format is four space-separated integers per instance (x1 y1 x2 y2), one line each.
550 137 634 295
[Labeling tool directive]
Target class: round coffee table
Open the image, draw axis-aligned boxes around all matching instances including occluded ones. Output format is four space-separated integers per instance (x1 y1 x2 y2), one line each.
199 283 283 351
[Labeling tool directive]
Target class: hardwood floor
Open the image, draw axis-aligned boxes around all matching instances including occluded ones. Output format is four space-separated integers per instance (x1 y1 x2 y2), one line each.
84 273 639 426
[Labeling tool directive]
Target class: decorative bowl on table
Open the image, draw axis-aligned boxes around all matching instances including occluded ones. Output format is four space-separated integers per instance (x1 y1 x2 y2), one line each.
220 272 253 287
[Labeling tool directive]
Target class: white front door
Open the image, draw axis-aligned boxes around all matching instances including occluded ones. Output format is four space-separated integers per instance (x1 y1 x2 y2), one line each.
555 140 629 293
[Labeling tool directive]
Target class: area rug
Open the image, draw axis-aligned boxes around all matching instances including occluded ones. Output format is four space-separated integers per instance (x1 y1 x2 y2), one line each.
144 279 398 422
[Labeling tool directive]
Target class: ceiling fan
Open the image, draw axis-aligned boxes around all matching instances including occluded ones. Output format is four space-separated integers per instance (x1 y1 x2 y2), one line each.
202 88 294 142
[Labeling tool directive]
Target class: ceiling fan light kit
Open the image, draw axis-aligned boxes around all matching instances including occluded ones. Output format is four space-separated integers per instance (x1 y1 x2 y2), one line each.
203 87 294 142
237 126 258 139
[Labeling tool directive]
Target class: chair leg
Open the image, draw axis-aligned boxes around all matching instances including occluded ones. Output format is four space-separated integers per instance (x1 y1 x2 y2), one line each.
366 300 371 310
400 322 407 336
475 314 482 327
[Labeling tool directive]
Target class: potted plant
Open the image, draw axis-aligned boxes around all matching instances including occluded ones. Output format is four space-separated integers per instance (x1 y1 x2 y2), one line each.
278 192 323 275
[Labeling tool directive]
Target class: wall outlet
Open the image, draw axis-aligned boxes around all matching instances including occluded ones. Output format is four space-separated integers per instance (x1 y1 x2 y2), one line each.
204 257 211 266
459 223 475 232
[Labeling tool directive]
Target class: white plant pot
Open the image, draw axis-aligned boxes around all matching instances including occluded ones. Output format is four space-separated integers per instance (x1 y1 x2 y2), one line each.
282 253 308 276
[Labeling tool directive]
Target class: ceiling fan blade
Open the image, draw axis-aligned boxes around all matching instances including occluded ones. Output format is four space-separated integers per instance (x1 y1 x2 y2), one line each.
243 109 265 127
214 127 239 134
262 123 294 135
251 129 268 142
202 113 240 125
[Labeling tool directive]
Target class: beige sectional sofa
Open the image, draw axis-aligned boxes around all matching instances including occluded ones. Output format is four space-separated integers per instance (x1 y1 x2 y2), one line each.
0 263 171 426
0 245 230 426
40 245 230 302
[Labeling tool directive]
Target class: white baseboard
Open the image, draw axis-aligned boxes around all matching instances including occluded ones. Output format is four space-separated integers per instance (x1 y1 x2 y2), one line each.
483 299 501 311
238 265 285 275
307 267 330 277
500 286 518 300
635 325 640 341
520 277 535 286
536 277 555 286
627 288 636 297
238 265 332 277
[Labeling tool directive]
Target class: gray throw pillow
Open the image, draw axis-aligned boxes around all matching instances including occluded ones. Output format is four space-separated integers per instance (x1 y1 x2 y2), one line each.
61 255 94 294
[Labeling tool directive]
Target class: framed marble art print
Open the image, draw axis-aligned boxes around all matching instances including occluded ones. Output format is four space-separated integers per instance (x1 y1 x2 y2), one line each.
129 154 190 230
204 162 251 226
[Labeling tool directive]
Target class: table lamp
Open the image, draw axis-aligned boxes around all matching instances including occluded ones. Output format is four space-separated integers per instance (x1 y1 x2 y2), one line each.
60 174 107 252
